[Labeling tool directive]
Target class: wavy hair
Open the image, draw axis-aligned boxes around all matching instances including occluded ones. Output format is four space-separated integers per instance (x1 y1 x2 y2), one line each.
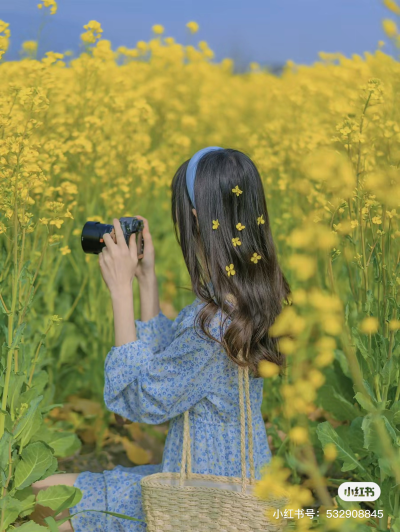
171 148 291 378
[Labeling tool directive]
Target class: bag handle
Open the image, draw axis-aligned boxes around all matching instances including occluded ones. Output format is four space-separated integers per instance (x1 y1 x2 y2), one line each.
179 350 256 493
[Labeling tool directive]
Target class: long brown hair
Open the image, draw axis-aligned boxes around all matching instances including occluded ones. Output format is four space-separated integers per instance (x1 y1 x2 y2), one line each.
171 148 291 377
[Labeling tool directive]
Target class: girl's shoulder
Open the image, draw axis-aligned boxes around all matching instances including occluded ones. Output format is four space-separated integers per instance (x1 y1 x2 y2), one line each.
171 297 231 343
171 297 202 337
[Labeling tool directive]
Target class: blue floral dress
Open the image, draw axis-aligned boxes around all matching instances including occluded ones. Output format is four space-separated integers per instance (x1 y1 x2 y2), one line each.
70 296 272 531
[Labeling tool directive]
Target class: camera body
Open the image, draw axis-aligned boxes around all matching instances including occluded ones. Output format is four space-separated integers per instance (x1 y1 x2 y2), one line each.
81 216 144 257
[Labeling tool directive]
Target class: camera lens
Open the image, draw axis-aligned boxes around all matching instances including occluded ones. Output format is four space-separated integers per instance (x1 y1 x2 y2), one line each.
81 221 114 254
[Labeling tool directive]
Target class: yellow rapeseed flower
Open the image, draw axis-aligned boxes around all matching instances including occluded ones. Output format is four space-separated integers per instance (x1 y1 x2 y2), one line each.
383 19 398 37
22 41 38 53
0 20 10 59
152 24 164 35
137 41 148 52
225 264 235 276
81 20 103 44
236 222 245 231
257 215 265 225
277 337 296 355
308 369 325 389
289 426 308 444
49 218 64 229
186 21 199 34
360 316 379 334
389 319 400 330
258 360 280 377
60 245 71 255
251 252 261 263
351 219 359 228
212 219 219 229
323 443 337 461
38 0 57 14
315 350 335 367
384 0 400 14
232 185 243 196
288 254 316 280
232 237 241 247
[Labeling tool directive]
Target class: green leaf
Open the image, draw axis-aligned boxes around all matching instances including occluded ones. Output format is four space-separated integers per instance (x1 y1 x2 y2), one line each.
69 509 145 522
391 401 400 425
14 522 48 531
0 495 23 529
352 327 371 361
14 442 54 490
378 457 393 480
8 373 25 412
7 322 26 350
58 325 87 366
316 421 366 473
45 515 59 532
391 518 400 532
8 323 26 351
20 408 43 450
40 404 63 416
382 357 399 386
37 485 82 512
336 417 367 457
31 428 81 458
362 379 377 401
13 396 43 443
317 385 359 421
393 343 400 358
355 392 375 411
0 431 12 472
13 486 33 501
36 455 58 480
45 433 81 459
334 349 351 378
18 372 49 409
380 477 394 516
14 486 36 517
362 413 399 456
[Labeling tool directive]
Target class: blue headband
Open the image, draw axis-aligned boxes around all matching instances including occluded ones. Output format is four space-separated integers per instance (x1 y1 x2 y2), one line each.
185 146 223 208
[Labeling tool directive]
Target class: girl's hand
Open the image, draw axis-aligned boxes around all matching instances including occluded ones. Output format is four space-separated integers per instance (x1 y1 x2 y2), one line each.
99 218 138 295
132 215 155 281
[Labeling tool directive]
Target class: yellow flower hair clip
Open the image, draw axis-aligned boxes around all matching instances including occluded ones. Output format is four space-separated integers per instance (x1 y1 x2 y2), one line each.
212 219 220 229
232 185 243 197
232 237 241 247
236 222 245 231
251 253 261 264
257 215 265 225
226 264 236 276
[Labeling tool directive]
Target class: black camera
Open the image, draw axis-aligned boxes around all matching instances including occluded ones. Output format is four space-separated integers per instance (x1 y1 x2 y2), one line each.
81 217 144 258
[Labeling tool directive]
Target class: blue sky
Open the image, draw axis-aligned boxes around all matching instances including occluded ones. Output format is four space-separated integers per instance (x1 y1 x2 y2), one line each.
2 0 394 68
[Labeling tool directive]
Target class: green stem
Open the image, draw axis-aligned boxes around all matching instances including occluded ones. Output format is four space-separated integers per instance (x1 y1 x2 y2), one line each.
388 330 395 360
0 164 20 438
374 374 382 402
395 379 400 403
28 320 53 387
393 488 400 520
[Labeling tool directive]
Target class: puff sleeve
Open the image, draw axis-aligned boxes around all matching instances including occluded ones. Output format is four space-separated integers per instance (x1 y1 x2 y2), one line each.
103 319 217 424
135 311 174 354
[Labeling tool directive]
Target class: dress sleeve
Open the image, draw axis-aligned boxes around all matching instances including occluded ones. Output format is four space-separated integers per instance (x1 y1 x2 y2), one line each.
135 311 174 354
103 320 217 424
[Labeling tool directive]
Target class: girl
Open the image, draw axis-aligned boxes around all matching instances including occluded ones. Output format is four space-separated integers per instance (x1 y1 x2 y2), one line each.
32 147 290 531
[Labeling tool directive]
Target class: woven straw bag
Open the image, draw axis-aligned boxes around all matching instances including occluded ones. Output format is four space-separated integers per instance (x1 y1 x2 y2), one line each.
140 353 289 531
